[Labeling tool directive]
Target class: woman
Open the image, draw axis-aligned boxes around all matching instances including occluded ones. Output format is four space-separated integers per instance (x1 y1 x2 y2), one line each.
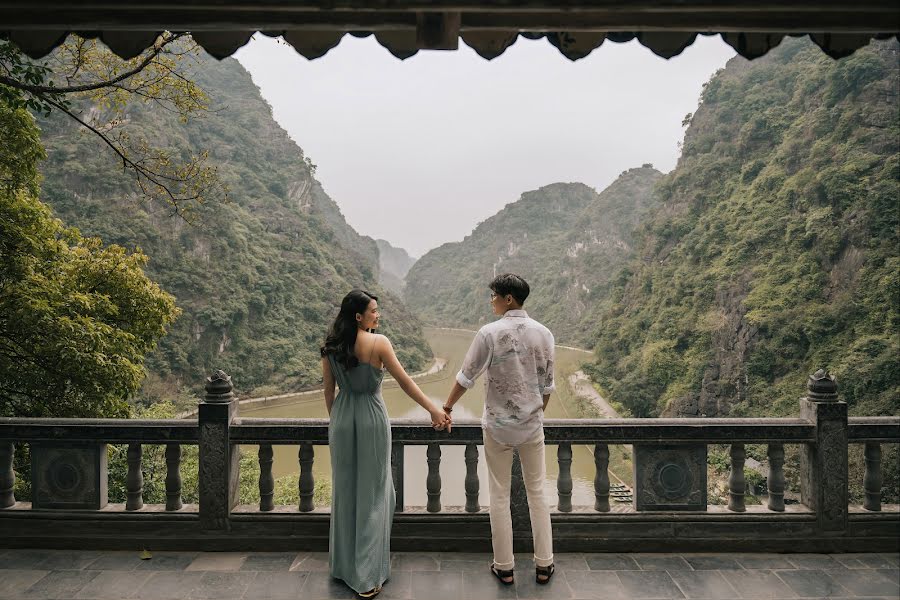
321 289 451 599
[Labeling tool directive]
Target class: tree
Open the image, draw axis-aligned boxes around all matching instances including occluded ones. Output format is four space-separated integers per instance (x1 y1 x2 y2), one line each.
0 32 226 219
0 99 180 418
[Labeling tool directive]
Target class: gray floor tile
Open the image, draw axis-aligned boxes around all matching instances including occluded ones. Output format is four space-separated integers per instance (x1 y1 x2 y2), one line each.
669 570 740 599
461 570 517 600
825 569 900 597
634 555 694 571
553 554 589 571
74 570 154 599
775 569 850 598
188 571 256 599
186 553 248 572
409 571 463 600
439 557 488 571
877 568 900 584
832 554 895 569
617 571 685 599
880 553 900 567
585 554 640 570
785 555 843 570
83 552 143 571
565 570 629 599
36 551 105 571
300 572 357 600
392 553 440 571
238 571 307 600
21 570 101 599
2 550 64 571
514 568 573 599
0 570 50 600
720 570 797 599
238 553 302 572
129 571 205 600
686 555 744 570
291 552 330 572
735 556 795 570
378 572 413 600
133 552 199 571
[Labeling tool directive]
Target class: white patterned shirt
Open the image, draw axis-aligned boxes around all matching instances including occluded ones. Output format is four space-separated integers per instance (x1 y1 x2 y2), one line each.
456 309 555 445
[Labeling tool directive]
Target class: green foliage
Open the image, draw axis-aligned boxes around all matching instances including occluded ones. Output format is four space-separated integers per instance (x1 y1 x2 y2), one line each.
0 99 179 418
31 47 430 398
406 170 662 345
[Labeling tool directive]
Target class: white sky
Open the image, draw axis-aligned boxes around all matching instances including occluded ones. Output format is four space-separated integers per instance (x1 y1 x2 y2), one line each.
235 34 735 257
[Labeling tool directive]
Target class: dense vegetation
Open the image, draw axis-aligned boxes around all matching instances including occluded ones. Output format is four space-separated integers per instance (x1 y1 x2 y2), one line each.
33 50 431 400
586 38 898 424
405 170 661 343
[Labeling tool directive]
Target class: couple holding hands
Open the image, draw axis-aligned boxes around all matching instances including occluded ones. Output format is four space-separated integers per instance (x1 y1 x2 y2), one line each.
321 273 556 598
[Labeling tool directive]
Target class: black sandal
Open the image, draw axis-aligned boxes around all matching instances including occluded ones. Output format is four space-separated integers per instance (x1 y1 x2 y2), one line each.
536 564 555 585
490 564 515 586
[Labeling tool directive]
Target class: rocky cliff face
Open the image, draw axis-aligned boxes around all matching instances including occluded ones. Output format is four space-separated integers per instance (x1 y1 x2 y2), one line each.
376 239 417 296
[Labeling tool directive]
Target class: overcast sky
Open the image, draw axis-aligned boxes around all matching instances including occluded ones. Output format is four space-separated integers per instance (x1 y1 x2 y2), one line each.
235 34 735 257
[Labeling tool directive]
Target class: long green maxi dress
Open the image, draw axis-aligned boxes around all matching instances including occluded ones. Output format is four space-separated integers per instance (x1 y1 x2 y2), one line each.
327 353 395 594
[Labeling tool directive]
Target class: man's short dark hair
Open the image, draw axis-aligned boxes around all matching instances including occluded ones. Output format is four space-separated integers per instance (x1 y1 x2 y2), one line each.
490 273 530 305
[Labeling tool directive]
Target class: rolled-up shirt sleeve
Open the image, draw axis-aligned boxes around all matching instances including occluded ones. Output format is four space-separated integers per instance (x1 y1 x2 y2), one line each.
539 332 556 395
456 330 491 389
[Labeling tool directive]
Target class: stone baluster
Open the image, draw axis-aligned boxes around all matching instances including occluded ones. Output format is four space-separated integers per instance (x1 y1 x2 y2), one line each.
863 442 882 512
464 443 479 513
557 442 573 512
199 370 240 530
799 370 848 534
594 444 610 512
391 442 404 513
426 442 441 513
0 442 14 508
126 443 143 511
728 443 746 512
299 444 315 512
766 443 785 512
258 444 274 511
165 443 183 511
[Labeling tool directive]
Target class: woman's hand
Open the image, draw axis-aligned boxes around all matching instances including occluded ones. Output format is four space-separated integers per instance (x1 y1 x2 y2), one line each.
430 406 452 432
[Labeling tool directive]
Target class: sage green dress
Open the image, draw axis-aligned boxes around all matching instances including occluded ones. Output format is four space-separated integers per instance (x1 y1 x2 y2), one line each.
327 353 395 594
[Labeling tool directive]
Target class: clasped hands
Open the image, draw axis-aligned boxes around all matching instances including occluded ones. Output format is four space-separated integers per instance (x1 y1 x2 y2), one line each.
429 404 452 432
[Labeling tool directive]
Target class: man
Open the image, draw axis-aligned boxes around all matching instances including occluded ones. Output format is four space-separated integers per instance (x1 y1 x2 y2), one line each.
442 273 555 586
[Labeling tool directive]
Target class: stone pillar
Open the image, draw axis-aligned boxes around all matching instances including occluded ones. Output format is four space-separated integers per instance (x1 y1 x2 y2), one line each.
799 369 848 535
199 370 239 530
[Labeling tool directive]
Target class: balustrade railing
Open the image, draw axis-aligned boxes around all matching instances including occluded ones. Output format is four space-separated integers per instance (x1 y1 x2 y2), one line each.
0 369 897 552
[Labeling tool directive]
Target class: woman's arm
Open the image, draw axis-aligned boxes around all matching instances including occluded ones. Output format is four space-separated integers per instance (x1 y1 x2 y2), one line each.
378 335 450 429
322 356 336 415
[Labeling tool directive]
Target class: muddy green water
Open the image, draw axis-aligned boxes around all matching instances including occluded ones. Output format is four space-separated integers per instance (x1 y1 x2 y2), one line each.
240 327 623 508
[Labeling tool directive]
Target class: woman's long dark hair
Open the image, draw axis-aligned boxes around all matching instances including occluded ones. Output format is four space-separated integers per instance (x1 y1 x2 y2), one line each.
320 289 378 368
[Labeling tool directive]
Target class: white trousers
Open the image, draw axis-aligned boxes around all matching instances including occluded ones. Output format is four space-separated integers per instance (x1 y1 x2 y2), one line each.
483 428 554 570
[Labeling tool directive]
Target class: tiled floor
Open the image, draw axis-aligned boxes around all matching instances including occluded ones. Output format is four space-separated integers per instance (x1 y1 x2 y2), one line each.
0 549 897 599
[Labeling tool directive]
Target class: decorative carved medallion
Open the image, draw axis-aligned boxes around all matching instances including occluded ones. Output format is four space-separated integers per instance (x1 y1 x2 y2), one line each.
31 444 108 509
634 444 707 511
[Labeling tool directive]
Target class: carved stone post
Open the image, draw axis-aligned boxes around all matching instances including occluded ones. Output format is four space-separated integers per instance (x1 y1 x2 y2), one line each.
426 443 441 513
464 443 480 513
594 444 610 512
199 370 239 530
863 442 882 512
766 443 785 512
165 444 182 511
0 442 14 508
298 444 315 512
557 443 573 512
258 444 274 511
125 444 143 511
799 370 848 535
728 444 746 512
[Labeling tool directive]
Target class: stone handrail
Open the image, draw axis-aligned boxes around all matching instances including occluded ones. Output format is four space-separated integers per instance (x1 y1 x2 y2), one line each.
0 369 897 553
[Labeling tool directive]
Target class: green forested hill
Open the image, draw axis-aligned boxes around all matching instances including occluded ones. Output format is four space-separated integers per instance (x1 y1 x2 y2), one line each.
405 170 661 344
586 38 899 421
36 51 431 398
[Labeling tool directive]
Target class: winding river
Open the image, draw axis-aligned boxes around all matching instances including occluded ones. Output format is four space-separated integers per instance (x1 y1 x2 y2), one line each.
240 327 632 508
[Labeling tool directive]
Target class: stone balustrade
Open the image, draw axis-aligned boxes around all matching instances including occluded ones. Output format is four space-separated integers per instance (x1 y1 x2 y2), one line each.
0 370 897 552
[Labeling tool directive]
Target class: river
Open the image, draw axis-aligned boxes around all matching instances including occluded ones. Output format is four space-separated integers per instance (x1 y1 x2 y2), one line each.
239 327 632 508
